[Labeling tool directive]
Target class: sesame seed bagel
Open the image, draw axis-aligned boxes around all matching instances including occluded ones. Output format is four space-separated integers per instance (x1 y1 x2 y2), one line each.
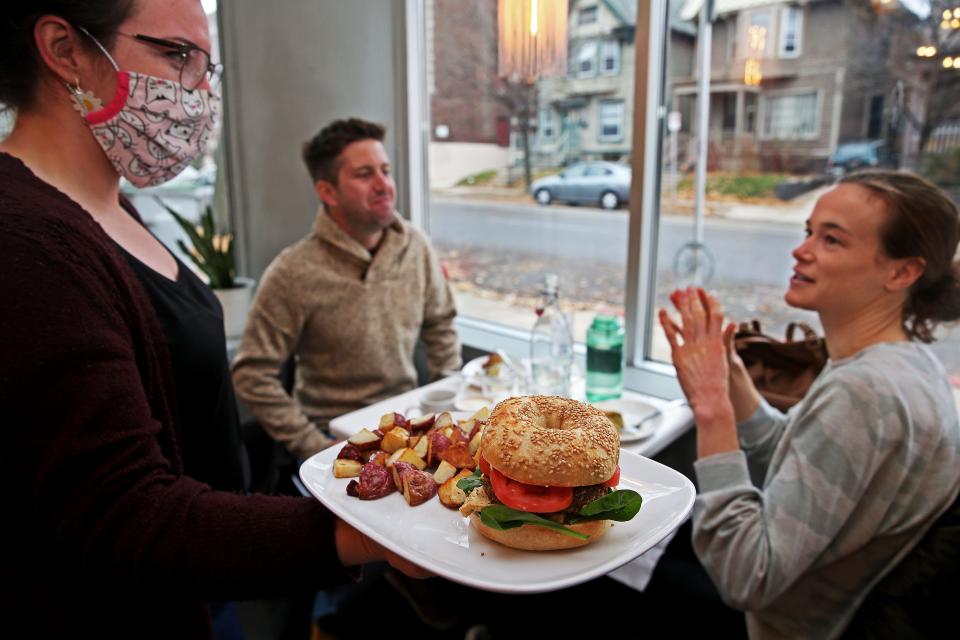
482 395 619 487
470 513 611 551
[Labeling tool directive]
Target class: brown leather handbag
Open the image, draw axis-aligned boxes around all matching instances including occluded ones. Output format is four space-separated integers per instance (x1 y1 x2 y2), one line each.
734 321 828 411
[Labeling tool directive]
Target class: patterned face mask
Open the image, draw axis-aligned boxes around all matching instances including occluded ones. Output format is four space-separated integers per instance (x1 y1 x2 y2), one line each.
70 30 220 188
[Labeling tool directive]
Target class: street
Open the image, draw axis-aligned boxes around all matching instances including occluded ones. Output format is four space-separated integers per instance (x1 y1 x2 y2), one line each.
429 196 960 375
429 197 806 287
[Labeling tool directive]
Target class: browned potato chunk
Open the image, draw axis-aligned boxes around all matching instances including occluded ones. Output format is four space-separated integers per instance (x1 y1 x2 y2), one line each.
378 412 410 433
433 460 458 484
367 450 389 466
468 430 483 456
457 418 475 437
380 427 410 454
426 430 452 467
440 443 476 470
401 469 438 506
438 469 474 509
347 428 382 451
469 406 491 422
434 412 454 430
333 458 363 478
386 447 427 470
336 443 364 462
411 433 429 458
409 413 436 432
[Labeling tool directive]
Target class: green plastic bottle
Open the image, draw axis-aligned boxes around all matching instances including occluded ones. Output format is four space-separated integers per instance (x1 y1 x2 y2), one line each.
586 315 624 402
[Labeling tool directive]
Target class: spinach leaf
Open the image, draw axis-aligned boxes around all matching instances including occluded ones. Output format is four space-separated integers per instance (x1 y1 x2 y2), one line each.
456 469 484 494
568 489 642 524
477 505 590 541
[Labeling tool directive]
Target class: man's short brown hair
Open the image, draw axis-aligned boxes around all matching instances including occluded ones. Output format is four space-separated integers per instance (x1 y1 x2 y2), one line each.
302 118 386 185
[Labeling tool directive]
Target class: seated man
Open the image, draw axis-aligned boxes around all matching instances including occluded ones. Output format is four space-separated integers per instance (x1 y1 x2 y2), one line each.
232 117 461 459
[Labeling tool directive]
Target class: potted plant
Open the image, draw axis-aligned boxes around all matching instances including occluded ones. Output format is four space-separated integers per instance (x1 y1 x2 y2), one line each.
158 199 255 340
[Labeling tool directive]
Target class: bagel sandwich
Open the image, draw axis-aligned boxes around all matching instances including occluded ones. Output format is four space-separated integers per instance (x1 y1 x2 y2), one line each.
457 396 642 551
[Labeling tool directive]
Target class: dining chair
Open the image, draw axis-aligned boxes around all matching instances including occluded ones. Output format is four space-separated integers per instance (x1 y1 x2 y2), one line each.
842 489 960 639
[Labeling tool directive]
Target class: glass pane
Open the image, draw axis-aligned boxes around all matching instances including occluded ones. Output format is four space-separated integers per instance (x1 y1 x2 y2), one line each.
653 0 960 387
427 0 634 345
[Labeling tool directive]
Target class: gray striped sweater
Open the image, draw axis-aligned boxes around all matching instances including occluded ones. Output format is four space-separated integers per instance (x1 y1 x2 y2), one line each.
693 342 960 639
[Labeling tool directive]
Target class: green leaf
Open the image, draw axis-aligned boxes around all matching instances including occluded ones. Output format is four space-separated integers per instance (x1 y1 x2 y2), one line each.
477 505 589 541
156 198 235 288
456 469 484 495
568 489 642 524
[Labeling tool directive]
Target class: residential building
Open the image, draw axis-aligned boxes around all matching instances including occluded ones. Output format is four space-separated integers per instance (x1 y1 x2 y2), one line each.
670 0 954 173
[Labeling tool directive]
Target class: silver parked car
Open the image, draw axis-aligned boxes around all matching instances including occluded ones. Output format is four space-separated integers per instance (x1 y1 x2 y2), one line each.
530 161 631 210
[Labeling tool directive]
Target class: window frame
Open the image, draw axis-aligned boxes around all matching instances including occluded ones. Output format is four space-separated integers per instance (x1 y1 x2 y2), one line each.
601 39 621 76
597 99 625 143
758 88 822 141
539 107 557 144
778 5 803 59
578 6 599 25
744 8 772 58
576 40 599 78
413 0 682 399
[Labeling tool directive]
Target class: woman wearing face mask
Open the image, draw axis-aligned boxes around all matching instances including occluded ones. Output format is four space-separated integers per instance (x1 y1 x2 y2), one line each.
659 172 960 638
0 1 427 636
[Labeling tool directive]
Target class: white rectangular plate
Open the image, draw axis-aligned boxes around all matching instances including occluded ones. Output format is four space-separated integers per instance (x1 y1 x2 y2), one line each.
300 445 695 594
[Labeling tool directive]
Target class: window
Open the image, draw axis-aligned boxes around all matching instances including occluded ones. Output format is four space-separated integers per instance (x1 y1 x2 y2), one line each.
745 92 758 133
761 91 818 139
744 9 771 58
424 0 632 362
577 40 598 78
578 6 598 25
778 6 803 58
539 107 557 143
601 40 621 76
421 0 960 395
867 95 884 139
598 100 624 142
0 109 13 141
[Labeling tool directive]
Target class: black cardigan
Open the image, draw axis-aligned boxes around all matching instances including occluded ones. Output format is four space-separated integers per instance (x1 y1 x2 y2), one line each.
0 153 349 638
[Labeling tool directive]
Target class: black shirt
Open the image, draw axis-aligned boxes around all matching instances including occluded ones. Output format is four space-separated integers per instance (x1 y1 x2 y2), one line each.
119 244 248 493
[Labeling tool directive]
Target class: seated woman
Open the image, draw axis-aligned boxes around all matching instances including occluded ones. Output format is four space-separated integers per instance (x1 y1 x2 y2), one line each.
660 170 960 638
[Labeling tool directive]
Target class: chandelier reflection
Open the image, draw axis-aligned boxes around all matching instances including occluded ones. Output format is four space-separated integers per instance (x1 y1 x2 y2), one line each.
498 0 568 82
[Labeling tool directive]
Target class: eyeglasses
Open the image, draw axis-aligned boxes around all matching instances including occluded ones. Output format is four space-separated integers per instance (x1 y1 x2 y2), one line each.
117 32 223 91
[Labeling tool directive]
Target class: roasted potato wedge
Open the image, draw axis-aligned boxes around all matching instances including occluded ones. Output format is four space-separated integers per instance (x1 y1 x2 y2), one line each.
440 443 476 470
380 427 410 454
333 458 363 478
347 428 382 451
386 447 427 470
438 469 474 509
432 460 458 484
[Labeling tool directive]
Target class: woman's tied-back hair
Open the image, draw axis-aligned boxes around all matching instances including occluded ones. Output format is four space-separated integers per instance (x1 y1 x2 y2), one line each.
0 1 136 110
840 170 960 342
302 118 386 185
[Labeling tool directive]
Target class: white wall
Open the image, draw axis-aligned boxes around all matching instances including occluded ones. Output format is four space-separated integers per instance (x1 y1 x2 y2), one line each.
429 142 510 188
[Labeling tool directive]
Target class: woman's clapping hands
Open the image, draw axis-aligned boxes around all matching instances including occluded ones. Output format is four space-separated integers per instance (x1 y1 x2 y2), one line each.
659 287 740 456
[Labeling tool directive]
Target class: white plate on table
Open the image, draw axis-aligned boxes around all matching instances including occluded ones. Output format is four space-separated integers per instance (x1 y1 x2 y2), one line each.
592 397 666 444
300 441 695 594
461 355 491 378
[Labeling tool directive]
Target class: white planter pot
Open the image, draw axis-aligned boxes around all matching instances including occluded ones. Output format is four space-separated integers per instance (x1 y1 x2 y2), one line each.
213 277 256 340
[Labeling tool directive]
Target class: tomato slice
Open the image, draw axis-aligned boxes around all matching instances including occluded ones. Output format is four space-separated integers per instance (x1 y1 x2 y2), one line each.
478 453 491 477
489 467 573 513
602 465 621 489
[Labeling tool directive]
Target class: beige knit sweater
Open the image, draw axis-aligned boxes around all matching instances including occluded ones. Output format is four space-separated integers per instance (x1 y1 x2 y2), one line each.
231 210 461 459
